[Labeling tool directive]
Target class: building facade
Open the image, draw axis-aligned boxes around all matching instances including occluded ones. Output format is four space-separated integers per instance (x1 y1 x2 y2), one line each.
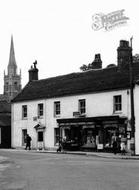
11 40 139 154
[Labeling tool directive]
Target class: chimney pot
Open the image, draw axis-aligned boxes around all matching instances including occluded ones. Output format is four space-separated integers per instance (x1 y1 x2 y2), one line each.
28 60 39 82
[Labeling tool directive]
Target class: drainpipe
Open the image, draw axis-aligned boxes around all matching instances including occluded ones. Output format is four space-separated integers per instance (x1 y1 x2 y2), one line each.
129 37 135 155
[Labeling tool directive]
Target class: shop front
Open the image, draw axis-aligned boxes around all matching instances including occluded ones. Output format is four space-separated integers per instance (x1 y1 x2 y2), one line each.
57 116 127 152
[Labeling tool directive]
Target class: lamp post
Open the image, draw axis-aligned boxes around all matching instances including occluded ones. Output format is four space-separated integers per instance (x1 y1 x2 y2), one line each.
129 37 135 155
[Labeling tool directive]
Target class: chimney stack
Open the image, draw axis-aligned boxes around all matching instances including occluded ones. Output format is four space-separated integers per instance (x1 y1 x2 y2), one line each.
91 54 102 69
117 40 132 71
28 60 39 82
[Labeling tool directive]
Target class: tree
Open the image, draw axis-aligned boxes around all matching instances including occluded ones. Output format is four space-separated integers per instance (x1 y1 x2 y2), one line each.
80 64 88 71
133 54 139 63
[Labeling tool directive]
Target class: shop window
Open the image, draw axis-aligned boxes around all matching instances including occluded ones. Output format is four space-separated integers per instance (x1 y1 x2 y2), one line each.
82 128 96 148
38 131 43 142
22 105 27 119
113 95 122 112
38 103 43 117
54 128 60 145
22 129 27 146
54 101 60 117
64 128 70 141
79 99 86 114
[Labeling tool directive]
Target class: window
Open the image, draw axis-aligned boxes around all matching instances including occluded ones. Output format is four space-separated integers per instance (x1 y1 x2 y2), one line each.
79 99 86 114
22 129 27 146
54 128 60 145
22 105 27 119
5 82 8 91
38 131 43 142
38 103 43 117
14 82 18 90
54 101 60 116
113 95 122 112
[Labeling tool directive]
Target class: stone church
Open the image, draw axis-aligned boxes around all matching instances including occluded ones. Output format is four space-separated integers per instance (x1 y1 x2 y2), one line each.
0 36 21 148
3 36 21 101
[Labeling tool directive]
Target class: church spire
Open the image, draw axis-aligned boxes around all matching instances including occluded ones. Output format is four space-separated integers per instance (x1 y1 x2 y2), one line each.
8 35 17 75
4 35 21 101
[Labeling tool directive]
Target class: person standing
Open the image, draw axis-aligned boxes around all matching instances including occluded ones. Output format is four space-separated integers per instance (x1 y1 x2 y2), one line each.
25 134 32 150
113 140 118 154
112 133 118 154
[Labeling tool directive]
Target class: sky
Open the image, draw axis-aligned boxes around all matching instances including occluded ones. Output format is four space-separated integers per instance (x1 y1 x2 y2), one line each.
0 0 139 93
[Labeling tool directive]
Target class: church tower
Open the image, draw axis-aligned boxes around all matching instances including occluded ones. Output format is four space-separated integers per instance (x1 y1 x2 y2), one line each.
4 36 21 101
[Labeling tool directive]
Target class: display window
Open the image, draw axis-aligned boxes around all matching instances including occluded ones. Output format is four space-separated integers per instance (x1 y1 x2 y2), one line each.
59 122 126 152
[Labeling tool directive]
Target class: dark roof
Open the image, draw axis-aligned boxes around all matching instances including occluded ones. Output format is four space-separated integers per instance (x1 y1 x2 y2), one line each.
0 101 11 113
0 94 8 101
0 114 11 126
12 63 139 103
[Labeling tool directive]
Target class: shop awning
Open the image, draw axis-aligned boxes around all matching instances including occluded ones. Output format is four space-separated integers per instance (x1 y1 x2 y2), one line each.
57 116 127 127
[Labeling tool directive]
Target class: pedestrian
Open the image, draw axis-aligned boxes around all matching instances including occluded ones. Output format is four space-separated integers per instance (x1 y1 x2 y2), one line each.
120 142 126 155
57 144 62 152
113 140 118 155
25 134 32 150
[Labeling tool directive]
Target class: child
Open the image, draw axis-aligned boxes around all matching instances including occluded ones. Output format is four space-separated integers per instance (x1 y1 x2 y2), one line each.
120 142 126 155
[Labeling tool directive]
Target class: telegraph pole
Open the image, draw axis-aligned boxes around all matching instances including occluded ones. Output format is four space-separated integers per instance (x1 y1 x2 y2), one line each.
129 37 135 155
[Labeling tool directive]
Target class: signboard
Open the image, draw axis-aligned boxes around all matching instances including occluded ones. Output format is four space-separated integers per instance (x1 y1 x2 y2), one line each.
73 112 80 117
33 116 37 121
97 144 103 150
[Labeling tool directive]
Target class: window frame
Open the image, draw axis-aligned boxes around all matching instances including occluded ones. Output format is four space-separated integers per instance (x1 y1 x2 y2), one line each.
113 95 122 112
54 101 61 117
54 128 60 145
38 103 44 118
22 129 27 146
22 105 28 119
38 131 44 142
79 99 86 114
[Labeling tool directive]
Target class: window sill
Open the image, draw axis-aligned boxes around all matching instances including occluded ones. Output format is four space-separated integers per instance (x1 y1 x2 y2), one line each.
54 115 61 118
113 111 122 114
22 118 28 120
38 116 43 119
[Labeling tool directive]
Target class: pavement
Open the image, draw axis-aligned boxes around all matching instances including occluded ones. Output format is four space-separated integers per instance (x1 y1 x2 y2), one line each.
37 150 139 160
0 149 139 162
1 148 139 160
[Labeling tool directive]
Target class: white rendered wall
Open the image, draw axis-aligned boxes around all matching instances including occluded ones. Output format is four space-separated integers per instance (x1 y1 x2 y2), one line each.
12 89 131 150
134 85 139 154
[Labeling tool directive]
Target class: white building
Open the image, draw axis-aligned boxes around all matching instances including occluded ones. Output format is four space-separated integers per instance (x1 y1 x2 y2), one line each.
11 40 139 154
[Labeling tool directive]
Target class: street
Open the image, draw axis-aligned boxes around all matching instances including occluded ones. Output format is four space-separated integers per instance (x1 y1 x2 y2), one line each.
0 150 139 190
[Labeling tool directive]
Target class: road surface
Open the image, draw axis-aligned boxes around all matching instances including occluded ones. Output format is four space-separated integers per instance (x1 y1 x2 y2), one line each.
0 149 139 190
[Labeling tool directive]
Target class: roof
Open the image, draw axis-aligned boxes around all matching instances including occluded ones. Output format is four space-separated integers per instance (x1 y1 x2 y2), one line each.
0 94 9 102
12 63 139 103
0 100 11 113
0 114 11 126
